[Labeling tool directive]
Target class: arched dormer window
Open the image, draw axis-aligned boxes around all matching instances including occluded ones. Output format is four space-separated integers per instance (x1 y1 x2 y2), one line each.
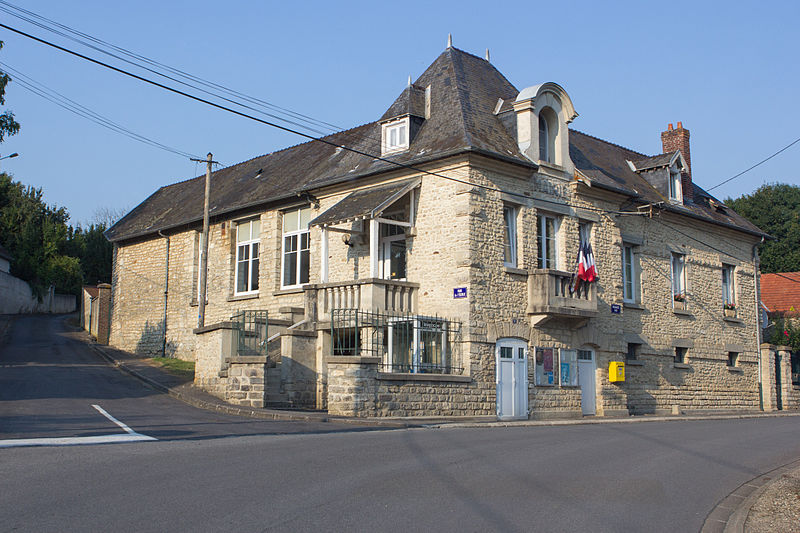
538 107 558 164
513 82 577 173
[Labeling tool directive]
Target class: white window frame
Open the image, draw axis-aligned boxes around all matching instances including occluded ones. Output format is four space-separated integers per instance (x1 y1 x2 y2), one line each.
281 206 312 289
669 168 683 202
503 205 518 267
234 218 261 295
539 113 550 163
722 264 735 307
382 118 410 155
387 316 449 374
622 244 637 303
671 252 686 306
560 348 579 387
537 214 560 269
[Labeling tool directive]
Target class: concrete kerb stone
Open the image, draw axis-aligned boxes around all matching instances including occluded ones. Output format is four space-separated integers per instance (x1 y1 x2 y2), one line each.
84 341 414 429
700 458 800 533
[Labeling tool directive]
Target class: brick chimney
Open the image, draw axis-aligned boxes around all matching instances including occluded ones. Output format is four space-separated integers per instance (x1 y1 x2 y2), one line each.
661 122 693 202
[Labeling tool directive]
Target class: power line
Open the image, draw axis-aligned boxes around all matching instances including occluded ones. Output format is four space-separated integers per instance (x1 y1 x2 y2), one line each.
1 20 636 215
706 135 800 192
0 0 381 149
0 61 201 159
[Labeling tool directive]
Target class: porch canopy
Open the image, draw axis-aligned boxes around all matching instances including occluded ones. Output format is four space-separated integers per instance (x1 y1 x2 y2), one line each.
311 178 419 281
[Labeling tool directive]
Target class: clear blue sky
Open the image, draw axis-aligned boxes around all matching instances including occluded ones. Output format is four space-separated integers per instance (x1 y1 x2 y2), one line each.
1 0 798 225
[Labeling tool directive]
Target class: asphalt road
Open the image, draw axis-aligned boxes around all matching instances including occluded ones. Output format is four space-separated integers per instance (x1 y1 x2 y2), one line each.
2 315 800 532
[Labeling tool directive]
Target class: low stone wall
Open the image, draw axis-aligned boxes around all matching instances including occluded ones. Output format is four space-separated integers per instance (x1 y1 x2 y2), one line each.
0 271 76 314
326 356 489 417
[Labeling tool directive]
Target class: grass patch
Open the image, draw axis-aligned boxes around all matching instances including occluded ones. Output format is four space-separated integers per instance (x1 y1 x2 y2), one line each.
150 357 195 379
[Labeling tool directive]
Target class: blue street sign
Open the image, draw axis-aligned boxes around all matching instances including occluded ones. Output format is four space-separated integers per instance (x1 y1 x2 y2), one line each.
453 287 467 299
611 304 621 314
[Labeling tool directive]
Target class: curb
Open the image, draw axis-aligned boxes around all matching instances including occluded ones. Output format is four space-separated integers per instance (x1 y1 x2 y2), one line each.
86 342 414 429
700 458 800 533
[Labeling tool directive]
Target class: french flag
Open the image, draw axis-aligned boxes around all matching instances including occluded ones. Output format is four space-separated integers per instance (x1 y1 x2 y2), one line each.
577 240 596 283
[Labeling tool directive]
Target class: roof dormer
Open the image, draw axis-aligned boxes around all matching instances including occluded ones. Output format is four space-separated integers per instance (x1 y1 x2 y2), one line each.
629 150 690 204
379 82 430 156
512 82 578 175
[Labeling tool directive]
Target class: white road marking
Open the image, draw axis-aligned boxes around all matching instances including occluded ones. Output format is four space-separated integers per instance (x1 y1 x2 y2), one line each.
92 404 137 435
0 404 157 448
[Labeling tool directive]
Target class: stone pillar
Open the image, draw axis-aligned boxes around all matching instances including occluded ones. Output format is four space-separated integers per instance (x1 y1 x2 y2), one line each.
760 343 776 412
96 283 112 345
326 356 380 416
315 329 331 410
778 346 793 410
280 329 317 408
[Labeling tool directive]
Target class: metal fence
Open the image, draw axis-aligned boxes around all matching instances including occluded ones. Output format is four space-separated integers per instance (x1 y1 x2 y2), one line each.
231 310 269 357
330 308 463 374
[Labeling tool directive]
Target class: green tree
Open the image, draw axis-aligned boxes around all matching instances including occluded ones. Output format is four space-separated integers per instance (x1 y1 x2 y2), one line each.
726 183 800 273
0 41 20 142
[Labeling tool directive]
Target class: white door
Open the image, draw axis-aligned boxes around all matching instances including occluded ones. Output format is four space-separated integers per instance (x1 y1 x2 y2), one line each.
379 230 406 280
578 349 596 415
496 339 528 419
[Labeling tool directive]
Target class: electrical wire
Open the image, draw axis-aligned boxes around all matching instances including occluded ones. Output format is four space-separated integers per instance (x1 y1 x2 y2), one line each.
0 61 201 159
706 135 800 192
0 0 380 149
0 20 643 215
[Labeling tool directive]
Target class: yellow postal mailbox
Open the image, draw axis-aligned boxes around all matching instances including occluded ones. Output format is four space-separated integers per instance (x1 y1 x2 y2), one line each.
609 361 625 382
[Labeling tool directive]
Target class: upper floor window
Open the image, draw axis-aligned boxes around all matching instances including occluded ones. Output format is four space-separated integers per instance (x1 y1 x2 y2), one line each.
282 206 312 288
622 244 638 303
503 205 518 267
382 118 409 154
537 214 560 269
539 114 549 162
722 264 735 308
669 169 683 202
235 218 260 295
538 108 558 164
671 252 686 306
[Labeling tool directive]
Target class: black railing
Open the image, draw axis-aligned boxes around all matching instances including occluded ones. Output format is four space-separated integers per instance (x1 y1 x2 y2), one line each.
231 310 269 357
330 308 462 375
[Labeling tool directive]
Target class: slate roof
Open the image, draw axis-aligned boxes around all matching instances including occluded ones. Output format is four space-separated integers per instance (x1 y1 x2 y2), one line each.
760 272 800 315
310 178 418 227
106 46 766 243
630 151 678 172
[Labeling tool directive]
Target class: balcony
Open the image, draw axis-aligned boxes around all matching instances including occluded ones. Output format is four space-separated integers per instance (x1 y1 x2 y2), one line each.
527 269 598 327
304 278 419 322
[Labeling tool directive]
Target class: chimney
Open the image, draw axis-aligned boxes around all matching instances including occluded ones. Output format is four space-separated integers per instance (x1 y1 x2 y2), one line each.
661 121 693 202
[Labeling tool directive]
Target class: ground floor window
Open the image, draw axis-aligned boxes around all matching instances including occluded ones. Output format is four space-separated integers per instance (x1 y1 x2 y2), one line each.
388 316 449 373
535 347 556 385
727 351 739 367
560 349 579 386
675 347 688 364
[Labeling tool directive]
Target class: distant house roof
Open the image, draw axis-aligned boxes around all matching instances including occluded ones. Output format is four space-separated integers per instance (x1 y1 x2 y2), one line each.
630 151 678 172
106 47 767 243
0 243 12 262
761 272 800 315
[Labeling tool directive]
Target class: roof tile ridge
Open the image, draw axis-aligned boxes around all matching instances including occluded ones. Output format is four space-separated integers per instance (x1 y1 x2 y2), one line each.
570 128 649 158
447 48 475 148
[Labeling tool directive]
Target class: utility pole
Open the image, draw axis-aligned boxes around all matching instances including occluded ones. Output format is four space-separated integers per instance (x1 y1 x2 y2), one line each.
191 152 217 328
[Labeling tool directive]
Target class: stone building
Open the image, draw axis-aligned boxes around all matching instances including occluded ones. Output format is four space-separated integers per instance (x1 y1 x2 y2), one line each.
105 45 782 418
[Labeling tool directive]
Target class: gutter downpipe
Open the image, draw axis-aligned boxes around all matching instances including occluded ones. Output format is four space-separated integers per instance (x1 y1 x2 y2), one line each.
158 230 170 357
754 237 764 411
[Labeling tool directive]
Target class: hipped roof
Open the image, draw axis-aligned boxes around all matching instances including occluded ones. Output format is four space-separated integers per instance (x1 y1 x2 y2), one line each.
106 47 765 243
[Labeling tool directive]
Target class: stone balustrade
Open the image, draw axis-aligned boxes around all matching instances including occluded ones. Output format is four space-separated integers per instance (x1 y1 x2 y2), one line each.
304 278 419 321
